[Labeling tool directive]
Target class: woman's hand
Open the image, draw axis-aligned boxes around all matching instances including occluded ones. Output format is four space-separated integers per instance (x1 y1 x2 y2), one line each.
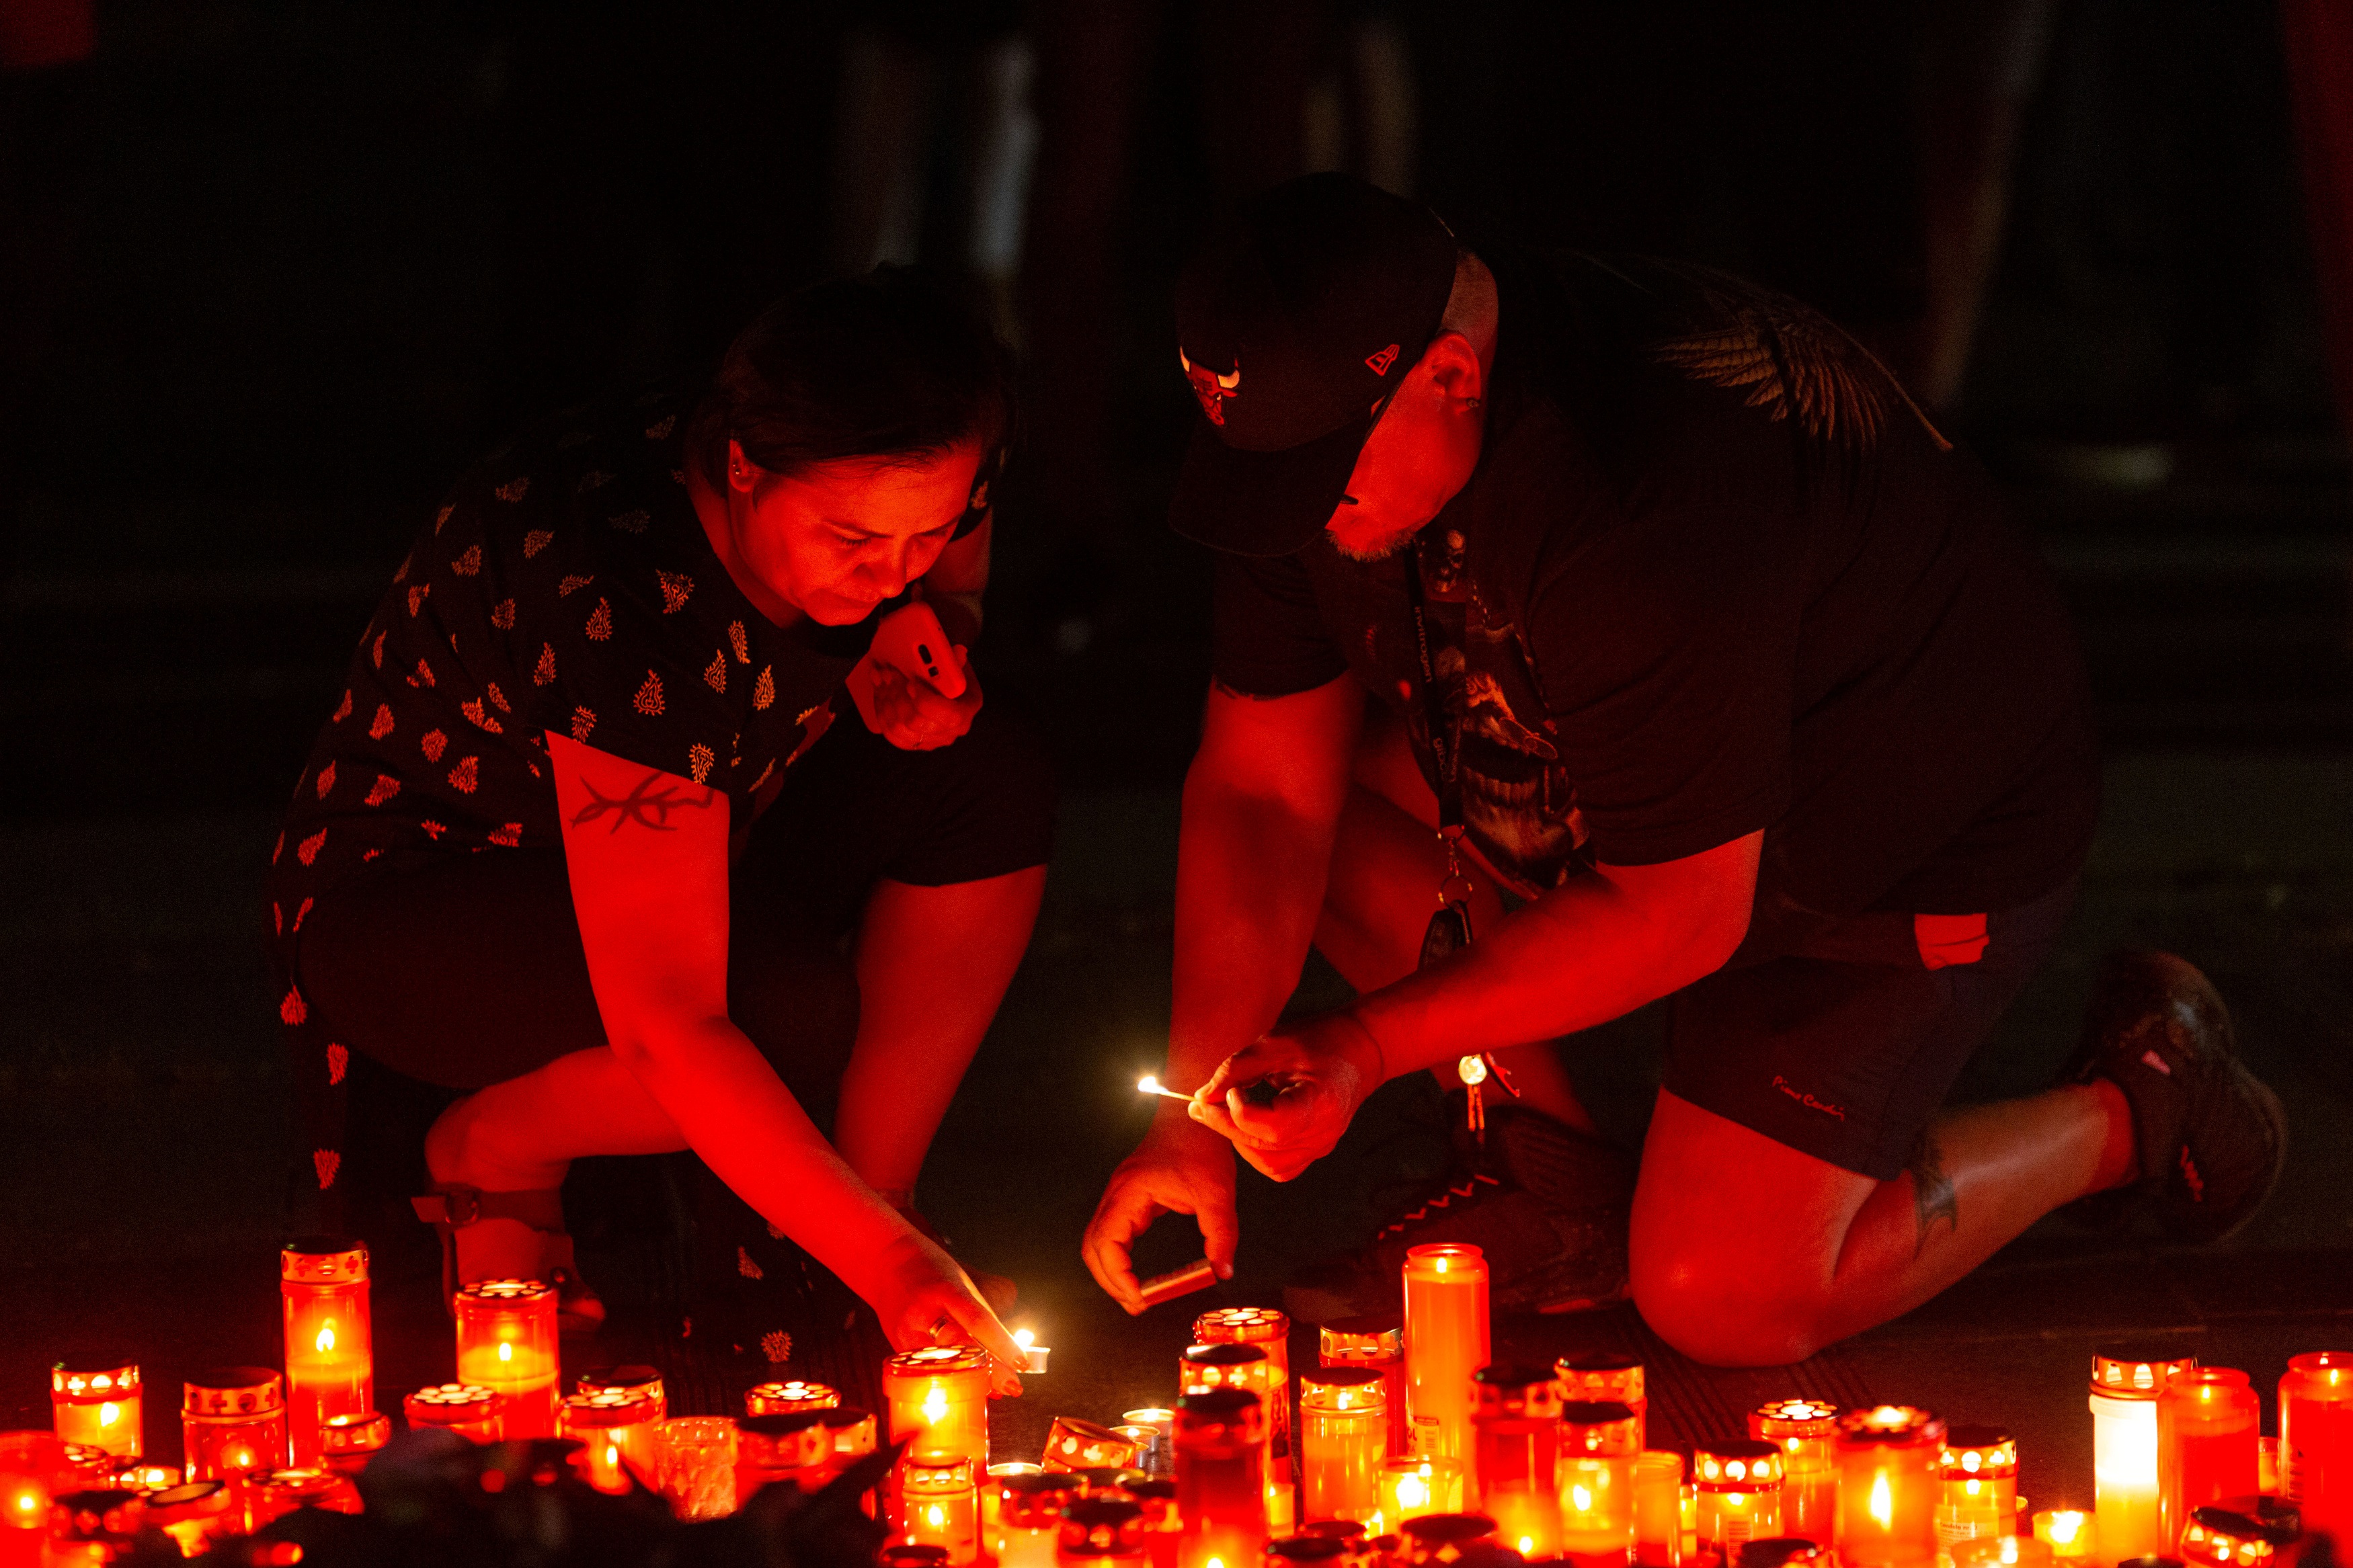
869 1229 1028 1397
1187 1012 1386 1182
869 646 982 751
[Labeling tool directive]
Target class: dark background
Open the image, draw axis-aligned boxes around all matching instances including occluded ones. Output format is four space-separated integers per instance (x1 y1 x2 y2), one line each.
2 0 2350 1498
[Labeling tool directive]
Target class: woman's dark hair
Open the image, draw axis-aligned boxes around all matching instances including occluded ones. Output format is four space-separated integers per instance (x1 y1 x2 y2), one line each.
688 266 1014 495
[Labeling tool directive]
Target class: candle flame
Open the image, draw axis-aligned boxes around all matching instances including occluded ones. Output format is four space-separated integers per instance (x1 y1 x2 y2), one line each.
497 1342 513 1363
316 1323 337 1354
99 1402 120 1428
922 1386 951 1426
1869 1473 1892 1528
13 1490 38 1516
1207 1559 1226 1568
926 1506 945 1528
2047 1513 2086 1546
1434 1255 1448 1273
1014 1329 1035 1350
1398 1475 1429 1509
1572 1485 1593 1512
1519 1539 1536 1557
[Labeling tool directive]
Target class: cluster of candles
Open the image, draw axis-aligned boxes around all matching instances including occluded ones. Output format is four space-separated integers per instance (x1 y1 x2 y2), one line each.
7 1235 2350 1568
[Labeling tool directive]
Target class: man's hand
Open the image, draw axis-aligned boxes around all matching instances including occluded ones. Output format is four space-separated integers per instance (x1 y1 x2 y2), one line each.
869 1230 1028 1397
1081 1114 1239 1314
1187 1012 1386 1182
867 645 982 751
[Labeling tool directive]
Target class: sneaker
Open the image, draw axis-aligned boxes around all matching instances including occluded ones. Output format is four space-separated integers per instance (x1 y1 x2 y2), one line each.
1283 1098 1634 1321
2058 950 2287 1244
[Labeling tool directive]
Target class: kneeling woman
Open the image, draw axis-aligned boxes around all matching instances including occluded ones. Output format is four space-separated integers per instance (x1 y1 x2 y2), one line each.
264 270 1047 1375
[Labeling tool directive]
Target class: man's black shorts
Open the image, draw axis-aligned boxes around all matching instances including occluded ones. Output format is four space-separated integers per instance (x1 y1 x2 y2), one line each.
1661 877 2079 1181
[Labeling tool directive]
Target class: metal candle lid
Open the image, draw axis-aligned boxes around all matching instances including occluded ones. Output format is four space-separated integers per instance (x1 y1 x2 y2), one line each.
1194 1306 1288 1344
2091 1348 2196 1399
1059 1497 1146 1556
1693 1440 1783 1489
183 1368 284 1417
320 1413 392 1458
1838 1405 1946 1448
561 1389 657 1428
454 1278 555 1307
1940 1427 2018 1478
1183 1342 1267 1368
738 1411 833 1469
280 1235 369 1280
746 1378 838 1414
1557 1352 1644 1405
1751 1399 1841 1439
1473 1365 1563 1419
578 1365 665 1401
1320 1315 1404 1360
52 1356 139 1400
886 1344 991 1376
405 1383 505 1421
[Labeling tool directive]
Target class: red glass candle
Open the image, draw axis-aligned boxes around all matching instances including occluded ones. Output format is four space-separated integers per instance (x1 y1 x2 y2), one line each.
1176 1389 1267 1568
282 1237 372 1468
1558 1356 1646 1454
1751 1401 1841 1548
454 1280 559 1438
405 1383 508 1444
737 1411 834 1503
746 1379 838 1417
45 1488 143 1561
901 1451 982 1564
2178 1504 2292 1568
886 1346 993 1476
319 1411 391 1479
1300 1365 1388 1528
1938 1427 2019 1553
1470 1366 1561 1561
1835 1407 1945 1568
561 1390 660 1495
1058 1496 1148 1566
49 1356 141 1462
1693 1440 1784 1553
995 1471 1080 1568
2159 1371 2258 1552
1322 1317 1408 1458
578 1365 668 1421
1197 1308 1293 1487
2281 1352 2353 1551
182 1368 287 1483
1128 1477 1182 1568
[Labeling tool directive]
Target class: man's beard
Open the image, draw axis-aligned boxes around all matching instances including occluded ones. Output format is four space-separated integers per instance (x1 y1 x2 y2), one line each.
1328 514 1427 563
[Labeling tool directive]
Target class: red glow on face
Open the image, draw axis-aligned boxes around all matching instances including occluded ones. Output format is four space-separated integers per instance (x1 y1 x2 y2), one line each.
729 446 981 625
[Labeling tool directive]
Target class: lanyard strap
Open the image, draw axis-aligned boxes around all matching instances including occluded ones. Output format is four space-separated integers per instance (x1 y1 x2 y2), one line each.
1403 538 1465 835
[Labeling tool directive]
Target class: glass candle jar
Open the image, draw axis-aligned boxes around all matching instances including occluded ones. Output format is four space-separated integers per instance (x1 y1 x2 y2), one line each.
1693 1440 1784 1553
1938 1427 2020 1551
578 1365 667 1421
996 1471 1080 1568
1129 1477 1183 1568
659 1416 740 1522
1382 1457 1447 1532
454 1280 559 1439
1185 1344 1285 1528
1176 1389 1268 1568
576 1378 664 1485
49 1356 141 1462
748 1379 839 1417
2280 1352 2353 1551
249 1467 361 1530
1322 1318 1408 1458
1399 1512 1498 1565
886 1346 993 1475
182 1368 286 1483
901 1451 982 1565
822 1405 881 1471
405 1384 507 1444
1833 1406 1945 1568
1750 1401 1841 1547
282 1236 372 1468
1401 1247 1488 1470
2032 1510 2099 1561
738 1411 834 1501
1559 1400 1640 1565
45 1487 142 1562
1557 1357 1646 1454
1060 1496 1148 1566
139 1481 233 1557
2159 1372 2258 1552
1198 1309 1294 1485
1952 1537 2057 1568
1300 1365 1388 1528
561 1391 660 1495
1632 1451 1684 1568
1048 1419 1146 1474
2178 1504 2293 1568
1468 1366 1560 1561
2092 1348 2198 1564
319 1412 390 1480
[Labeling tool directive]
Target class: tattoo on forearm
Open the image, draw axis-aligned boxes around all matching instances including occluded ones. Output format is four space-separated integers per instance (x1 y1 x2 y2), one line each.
1211 679 1278 702
1907 1130 1960 1256
571 770 717 833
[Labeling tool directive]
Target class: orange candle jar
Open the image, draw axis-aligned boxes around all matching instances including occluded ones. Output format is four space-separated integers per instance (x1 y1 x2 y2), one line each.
1197 1309 1293 1484
49 1356 141 1462
1401 1246 1488 1471
1380 1457 1447 1531
1300 1366 1388 1527
319 1411 391 1479
248 1467 361 1530
1049 1419 1146 1474
0 1434 67 1568
1938 1427 2020 1552
1693 1440 1784 1553
404 1383 507 1444
2160 1374 2258 1552
1558 1356 1647 1454
1185 1344 1287 1528
2178 1504 2295 1568
561 1390 660 1494
1322 1318 1408 1458
139 1481 233 1557
282 1237 373 1468
578 1365 668 1421
738 1411 834 1502
1129 1477 1183 1568
1560 1399 1640 1565
902 1452 982 1564
1176 1389 1268 1568
659 1416 740 1522
1060 1496 1148 1566
1750 1400 1841 1547
454 1280 559 1439
1469 1366 1560 1561
1834 1407 1945 1568
885 1346 993 1475
1632 1451 1683 1568
2031 1508 2099 1562
2092 1348 2198 1564
747 1379 839 1417
182 1368 286 1483
996 1471 1080 1568
2280 1352 2353 1550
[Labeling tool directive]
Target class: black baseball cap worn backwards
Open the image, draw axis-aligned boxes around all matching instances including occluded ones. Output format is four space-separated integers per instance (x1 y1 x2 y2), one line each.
1170 173 1459 557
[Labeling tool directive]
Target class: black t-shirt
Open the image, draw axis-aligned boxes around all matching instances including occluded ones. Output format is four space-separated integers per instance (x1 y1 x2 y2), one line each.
1211 253 2098 953
267 381 882 926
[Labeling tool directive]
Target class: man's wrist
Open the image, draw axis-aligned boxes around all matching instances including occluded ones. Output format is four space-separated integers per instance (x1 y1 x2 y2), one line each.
1326 1009 1389 1092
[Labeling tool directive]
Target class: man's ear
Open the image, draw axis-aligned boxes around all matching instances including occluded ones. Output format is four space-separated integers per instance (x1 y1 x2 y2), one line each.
727 439 759 495
1421 330 1486 408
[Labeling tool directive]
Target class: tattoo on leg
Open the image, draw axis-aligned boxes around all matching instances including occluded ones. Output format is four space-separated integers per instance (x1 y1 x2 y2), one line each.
571 770 718 833
1907 1130 1960 1256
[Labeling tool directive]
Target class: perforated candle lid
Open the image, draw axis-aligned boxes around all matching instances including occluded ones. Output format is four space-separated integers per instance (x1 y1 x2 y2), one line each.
998 1470 1079 1527
1401 1512 1499 1549
280 1235 368 1280
1059 1496 1146 1555
454 1278 555 1307
1472 1364 1563 1419
1693 1440 1782 1487
1300 1364 1388 1409
746 1378 837 1413
2091 1348 2196 1397
140 1481 229 1522
405 1383 504 1421
579 1365 664 1401
52 1356 138 1399
737 1411 833 1468
887 1344 991 1375
561 1389 657 1428
1195 1306 1288 1343
904 1451 978 1491
1174 1387 1263 1443
1838 1404 1945 1446
1940 1427 2018 1477
1183 1342 1267 1367
1320 1315 1404 1359
319 1413 391 1458
1751 1399 1841 1438
1557 1352 1644 1404
183 1368 283 1417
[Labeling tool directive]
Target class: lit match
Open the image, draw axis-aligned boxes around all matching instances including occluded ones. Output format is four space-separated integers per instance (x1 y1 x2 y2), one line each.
1136 1075 1191 1101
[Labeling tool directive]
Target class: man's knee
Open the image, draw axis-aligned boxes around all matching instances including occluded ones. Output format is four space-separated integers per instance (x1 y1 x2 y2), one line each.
1628 1242 1832 1367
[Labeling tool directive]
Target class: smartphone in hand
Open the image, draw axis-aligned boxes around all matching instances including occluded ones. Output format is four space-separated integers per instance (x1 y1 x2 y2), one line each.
846 600 967 733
